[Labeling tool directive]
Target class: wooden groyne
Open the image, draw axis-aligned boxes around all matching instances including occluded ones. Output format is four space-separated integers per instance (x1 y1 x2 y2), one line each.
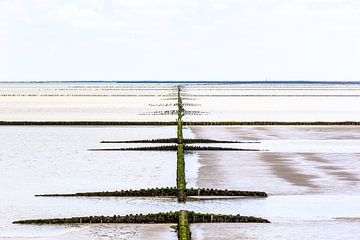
186 188 267 197
88 146 262 152
13 212 179 225
13 211 270 225
100 138 259 144
88 145 178 151
35 188 267 198
101 138 179 144
187 212 270 223
0 121 177 126
35 187 179 197
184 146 261 151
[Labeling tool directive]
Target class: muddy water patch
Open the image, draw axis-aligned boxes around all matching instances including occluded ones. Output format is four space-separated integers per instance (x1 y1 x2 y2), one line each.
261 153 318 189
301 153 360 182
194 151 299 194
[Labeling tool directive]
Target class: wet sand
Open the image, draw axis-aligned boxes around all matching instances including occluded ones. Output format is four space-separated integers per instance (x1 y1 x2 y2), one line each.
190 126 360 194
56 224 176 240
191 221 360 240
7 224 176 240
190 125 360 141
261 152 318 189
189 126 360 239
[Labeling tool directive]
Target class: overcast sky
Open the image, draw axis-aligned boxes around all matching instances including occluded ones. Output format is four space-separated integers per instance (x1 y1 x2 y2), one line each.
0 0 359 81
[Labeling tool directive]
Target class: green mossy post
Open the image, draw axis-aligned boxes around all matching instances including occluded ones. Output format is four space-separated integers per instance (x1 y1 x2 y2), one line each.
177 86 184 144
177 144 186 202
177 86 187 202
178 210 191 240
177 119 183 144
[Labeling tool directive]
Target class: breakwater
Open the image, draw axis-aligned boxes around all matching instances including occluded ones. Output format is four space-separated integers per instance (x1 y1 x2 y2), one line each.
35 188 267 198
13 211 270 225
100 138 258 144
88 146 262 152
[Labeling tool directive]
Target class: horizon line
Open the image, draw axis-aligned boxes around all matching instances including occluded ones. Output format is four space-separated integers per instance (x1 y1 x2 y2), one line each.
1 80 360 84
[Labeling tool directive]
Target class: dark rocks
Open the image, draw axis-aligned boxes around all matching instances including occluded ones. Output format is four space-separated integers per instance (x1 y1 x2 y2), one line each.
187 212 270 223
36 188 267 198
36 187 178 197
184 146 261 151
186 188 268 197
13 211 270 225
88 145 178 151
13 212 179 225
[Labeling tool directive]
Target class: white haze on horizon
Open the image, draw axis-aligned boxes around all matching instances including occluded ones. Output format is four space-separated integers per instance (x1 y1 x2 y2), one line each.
0 0 359 82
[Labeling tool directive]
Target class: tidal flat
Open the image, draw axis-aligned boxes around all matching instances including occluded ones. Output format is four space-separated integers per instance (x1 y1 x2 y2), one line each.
1 82 360 239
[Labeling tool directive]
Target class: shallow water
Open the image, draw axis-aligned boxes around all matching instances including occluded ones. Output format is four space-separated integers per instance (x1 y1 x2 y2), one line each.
1 126 360 239
0 126 178 238
189 125 360 239
182 83 360 121
2 83 360 122
0 83 178 121
191 220 360 240
190 126 360 193
1 83 360 239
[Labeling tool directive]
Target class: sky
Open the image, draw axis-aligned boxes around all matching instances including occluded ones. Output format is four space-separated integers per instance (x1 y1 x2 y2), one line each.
0 0 359 81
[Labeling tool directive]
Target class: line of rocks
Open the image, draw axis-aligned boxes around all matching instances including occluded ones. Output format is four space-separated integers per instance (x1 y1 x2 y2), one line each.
35 187 267 198
13 211 270 225
88 146 262 152
100 138 259 144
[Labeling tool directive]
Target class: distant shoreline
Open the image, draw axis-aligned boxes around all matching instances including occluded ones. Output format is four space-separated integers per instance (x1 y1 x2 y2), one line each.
1 121 359 126
1 80 360 84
